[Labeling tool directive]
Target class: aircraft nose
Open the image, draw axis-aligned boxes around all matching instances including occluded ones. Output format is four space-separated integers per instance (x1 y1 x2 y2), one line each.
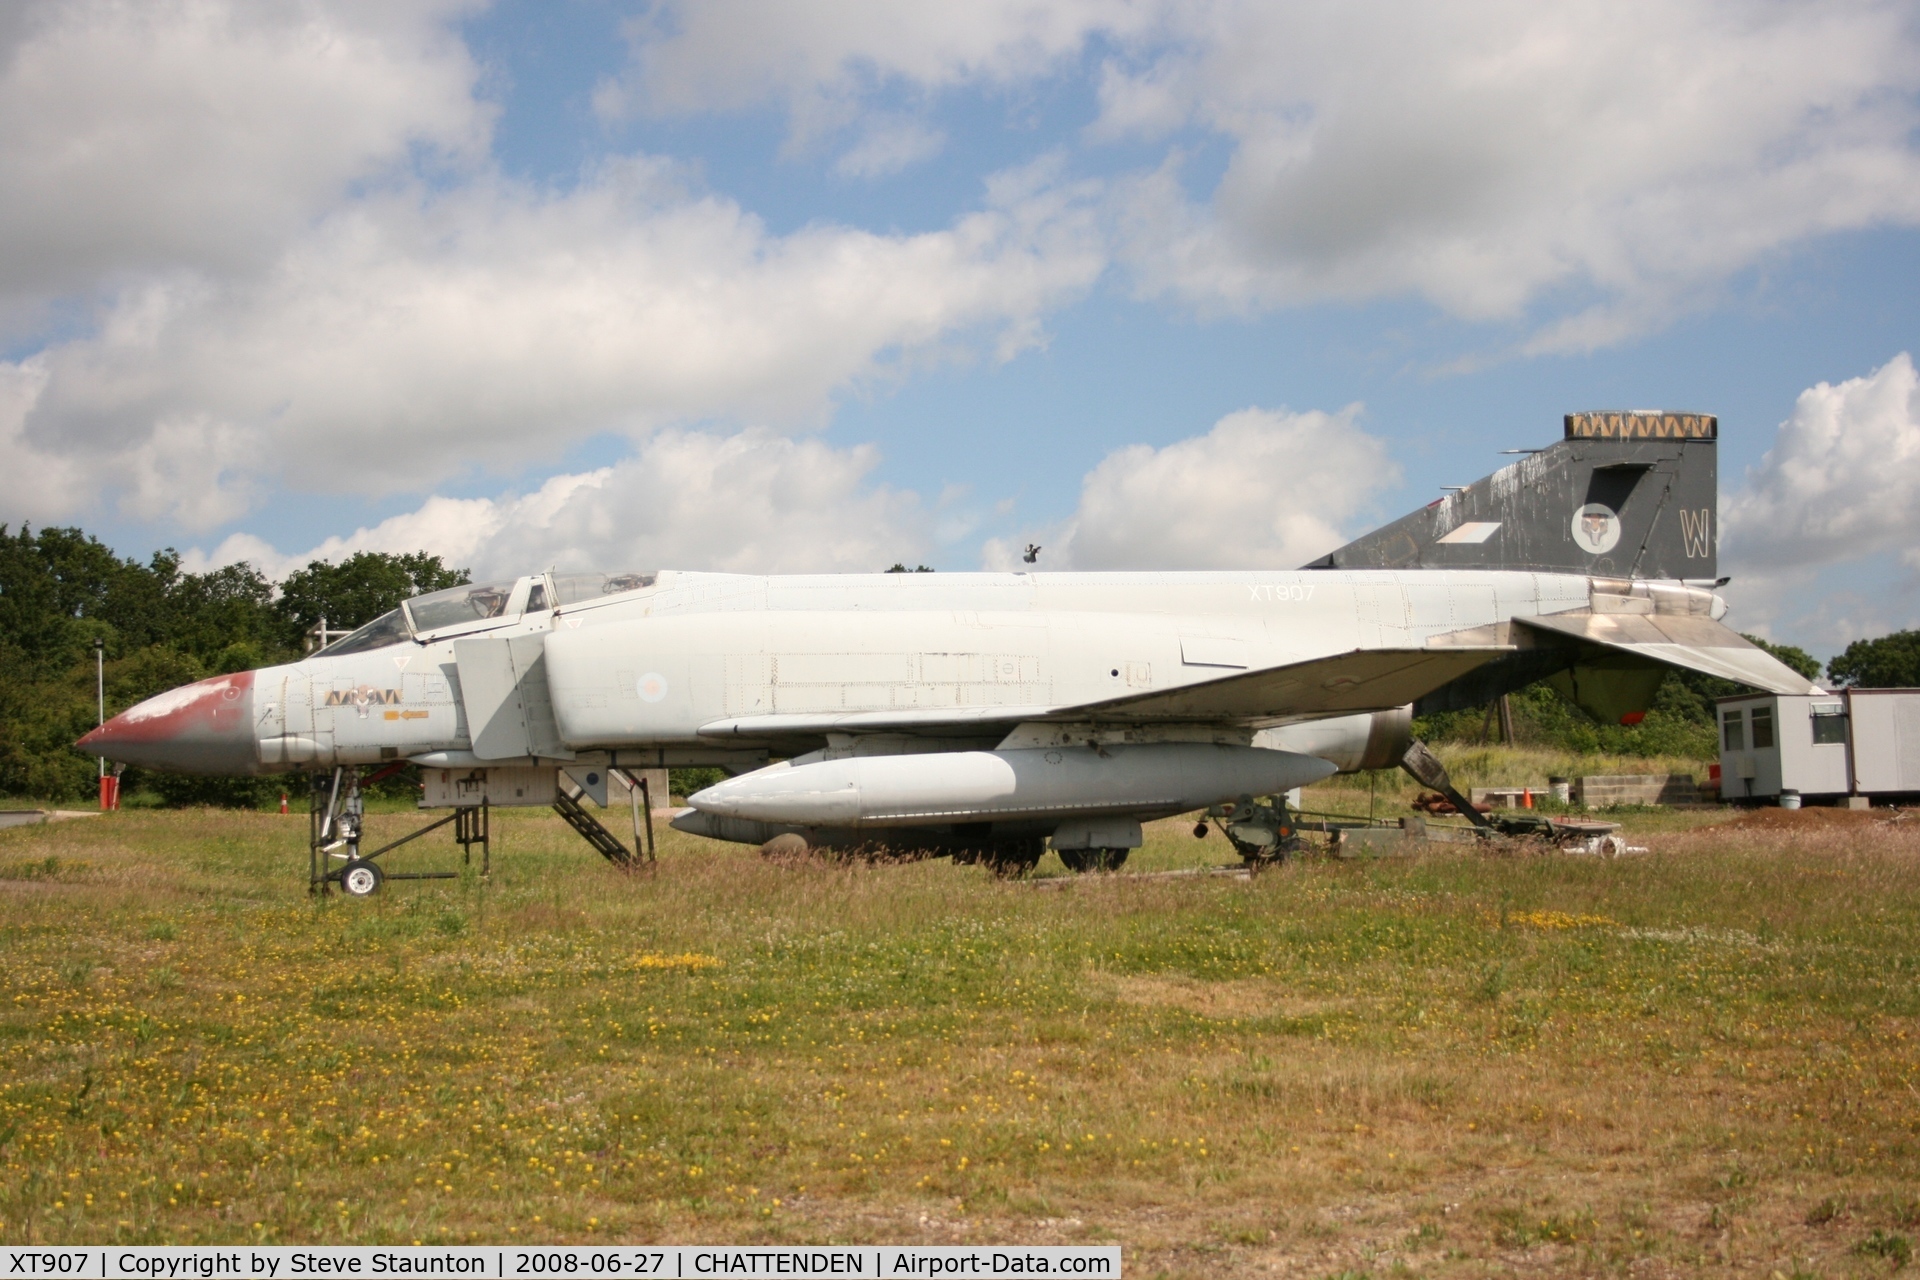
76 671 259 775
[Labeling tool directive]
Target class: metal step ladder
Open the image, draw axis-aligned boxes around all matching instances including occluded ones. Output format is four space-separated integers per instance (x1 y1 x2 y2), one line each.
552 787 637 866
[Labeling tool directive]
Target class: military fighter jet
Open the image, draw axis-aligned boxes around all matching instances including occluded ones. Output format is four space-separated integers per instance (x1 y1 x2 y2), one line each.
81 411 1816 877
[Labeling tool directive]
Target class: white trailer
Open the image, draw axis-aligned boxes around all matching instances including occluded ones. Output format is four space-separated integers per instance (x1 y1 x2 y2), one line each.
1717 688 1920 803
1845 689 1920 797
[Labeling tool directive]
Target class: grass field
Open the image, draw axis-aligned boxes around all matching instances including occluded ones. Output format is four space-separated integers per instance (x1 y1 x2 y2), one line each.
2 783 1917 1277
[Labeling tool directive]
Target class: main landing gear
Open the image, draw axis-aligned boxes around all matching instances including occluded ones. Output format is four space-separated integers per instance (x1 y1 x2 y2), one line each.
1057 847 1130 873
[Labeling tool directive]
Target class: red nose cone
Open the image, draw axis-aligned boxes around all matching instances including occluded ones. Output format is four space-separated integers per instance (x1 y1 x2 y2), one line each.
77 670 259 774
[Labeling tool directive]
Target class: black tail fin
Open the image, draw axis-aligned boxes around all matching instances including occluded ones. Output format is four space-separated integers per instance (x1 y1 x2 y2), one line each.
1303 411 1717 580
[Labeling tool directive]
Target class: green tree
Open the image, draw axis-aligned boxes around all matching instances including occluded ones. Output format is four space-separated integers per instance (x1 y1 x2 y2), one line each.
1827 630 1920 688
0 526 295 674
274 552 468 650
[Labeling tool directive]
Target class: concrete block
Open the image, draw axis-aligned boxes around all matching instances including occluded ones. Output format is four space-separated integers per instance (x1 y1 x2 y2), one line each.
1843 795 1871 810
1575 774 1696 807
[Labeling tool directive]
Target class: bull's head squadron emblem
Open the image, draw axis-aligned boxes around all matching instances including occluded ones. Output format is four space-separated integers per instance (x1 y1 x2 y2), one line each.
1571 503 1622 554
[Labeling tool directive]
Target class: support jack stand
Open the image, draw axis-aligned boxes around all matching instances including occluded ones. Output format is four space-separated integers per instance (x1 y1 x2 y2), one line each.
308 765 490 897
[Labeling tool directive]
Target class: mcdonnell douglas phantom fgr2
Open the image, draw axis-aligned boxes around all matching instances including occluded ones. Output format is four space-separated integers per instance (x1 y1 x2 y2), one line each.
82 411 1816 890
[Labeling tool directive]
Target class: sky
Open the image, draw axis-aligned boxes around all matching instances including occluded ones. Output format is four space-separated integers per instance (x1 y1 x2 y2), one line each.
3 0 1919 654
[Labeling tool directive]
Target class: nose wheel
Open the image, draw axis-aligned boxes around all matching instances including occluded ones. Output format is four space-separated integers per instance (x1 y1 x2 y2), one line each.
339 858 384 897
308 765 480 897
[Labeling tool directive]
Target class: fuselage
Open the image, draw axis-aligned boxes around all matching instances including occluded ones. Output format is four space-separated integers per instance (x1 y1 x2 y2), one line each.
83 567 1602 775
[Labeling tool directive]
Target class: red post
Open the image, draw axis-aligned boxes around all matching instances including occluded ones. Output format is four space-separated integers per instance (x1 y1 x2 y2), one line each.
279 792 289 815
99 774 120 811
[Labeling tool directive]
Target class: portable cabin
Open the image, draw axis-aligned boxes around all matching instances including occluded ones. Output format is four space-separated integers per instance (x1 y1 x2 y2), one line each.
1717 689 1920 803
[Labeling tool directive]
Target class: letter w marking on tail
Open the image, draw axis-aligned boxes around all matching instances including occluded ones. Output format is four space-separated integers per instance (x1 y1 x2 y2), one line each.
1679 508 1712 559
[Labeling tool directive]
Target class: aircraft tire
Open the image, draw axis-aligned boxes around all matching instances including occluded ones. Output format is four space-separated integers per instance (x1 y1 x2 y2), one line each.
339 858 384 898
981 837 1043 878
1059 847 1130 873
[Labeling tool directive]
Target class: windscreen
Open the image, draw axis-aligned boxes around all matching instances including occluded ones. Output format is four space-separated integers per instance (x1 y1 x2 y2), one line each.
404 581 519 633
318 608 412 657
550 572 657 606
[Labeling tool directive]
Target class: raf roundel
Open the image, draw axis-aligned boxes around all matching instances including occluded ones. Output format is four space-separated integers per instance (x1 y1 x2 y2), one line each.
1571 503 1622 555
636 672 669 703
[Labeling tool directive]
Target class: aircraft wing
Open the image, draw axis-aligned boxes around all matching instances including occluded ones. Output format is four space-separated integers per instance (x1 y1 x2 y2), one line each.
695 645 1512 739
1038 645 1513 722
1515 612 1821 694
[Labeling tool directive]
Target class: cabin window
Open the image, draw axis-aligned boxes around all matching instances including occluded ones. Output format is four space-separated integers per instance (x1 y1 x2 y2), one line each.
1722 709 1745 752
1811 702 1848 745
1750 705 1775 750
525 583 548 613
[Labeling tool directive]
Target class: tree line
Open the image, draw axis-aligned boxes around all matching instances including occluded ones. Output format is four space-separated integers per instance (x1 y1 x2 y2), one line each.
3 522 1918 803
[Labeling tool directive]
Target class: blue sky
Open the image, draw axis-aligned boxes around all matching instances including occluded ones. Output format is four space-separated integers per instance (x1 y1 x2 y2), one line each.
3 0 1918 652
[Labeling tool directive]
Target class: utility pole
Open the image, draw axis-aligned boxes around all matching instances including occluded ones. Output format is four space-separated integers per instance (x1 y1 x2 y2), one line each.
94 638 107 809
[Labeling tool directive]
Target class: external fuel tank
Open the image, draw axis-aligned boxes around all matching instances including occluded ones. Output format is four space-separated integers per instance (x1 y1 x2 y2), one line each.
685 741 1337 828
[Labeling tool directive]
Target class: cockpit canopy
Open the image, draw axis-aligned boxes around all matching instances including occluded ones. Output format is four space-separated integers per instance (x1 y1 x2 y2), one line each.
314 570 659 657
406 580 518 632
320 608 412 657
550 572 658 605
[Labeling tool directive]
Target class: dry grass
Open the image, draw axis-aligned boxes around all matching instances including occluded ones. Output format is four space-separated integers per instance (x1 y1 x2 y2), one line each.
1 794 1917 1278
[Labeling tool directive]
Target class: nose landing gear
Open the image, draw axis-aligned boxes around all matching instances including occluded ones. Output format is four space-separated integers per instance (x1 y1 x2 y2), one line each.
307 765 487 896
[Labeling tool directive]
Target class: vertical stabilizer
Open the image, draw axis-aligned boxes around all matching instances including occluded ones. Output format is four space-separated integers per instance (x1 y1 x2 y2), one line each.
1304 411 1717 580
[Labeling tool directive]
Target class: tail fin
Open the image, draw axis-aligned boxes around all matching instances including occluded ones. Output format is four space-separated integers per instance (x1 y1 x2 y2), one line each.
1304 411 1717 580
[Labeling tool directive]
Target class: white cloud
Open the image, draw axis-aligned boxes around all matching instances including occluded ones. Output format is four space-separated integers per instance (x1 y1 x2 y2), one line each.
3 155 1103 528
835 117 948 178
983 404 1397 570
1720 352 1920 641
613 2 1920 348
0 0 486 299
186 428 928 582
601 1 1159 128
0 0 1109 533
1112 3 1920 342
